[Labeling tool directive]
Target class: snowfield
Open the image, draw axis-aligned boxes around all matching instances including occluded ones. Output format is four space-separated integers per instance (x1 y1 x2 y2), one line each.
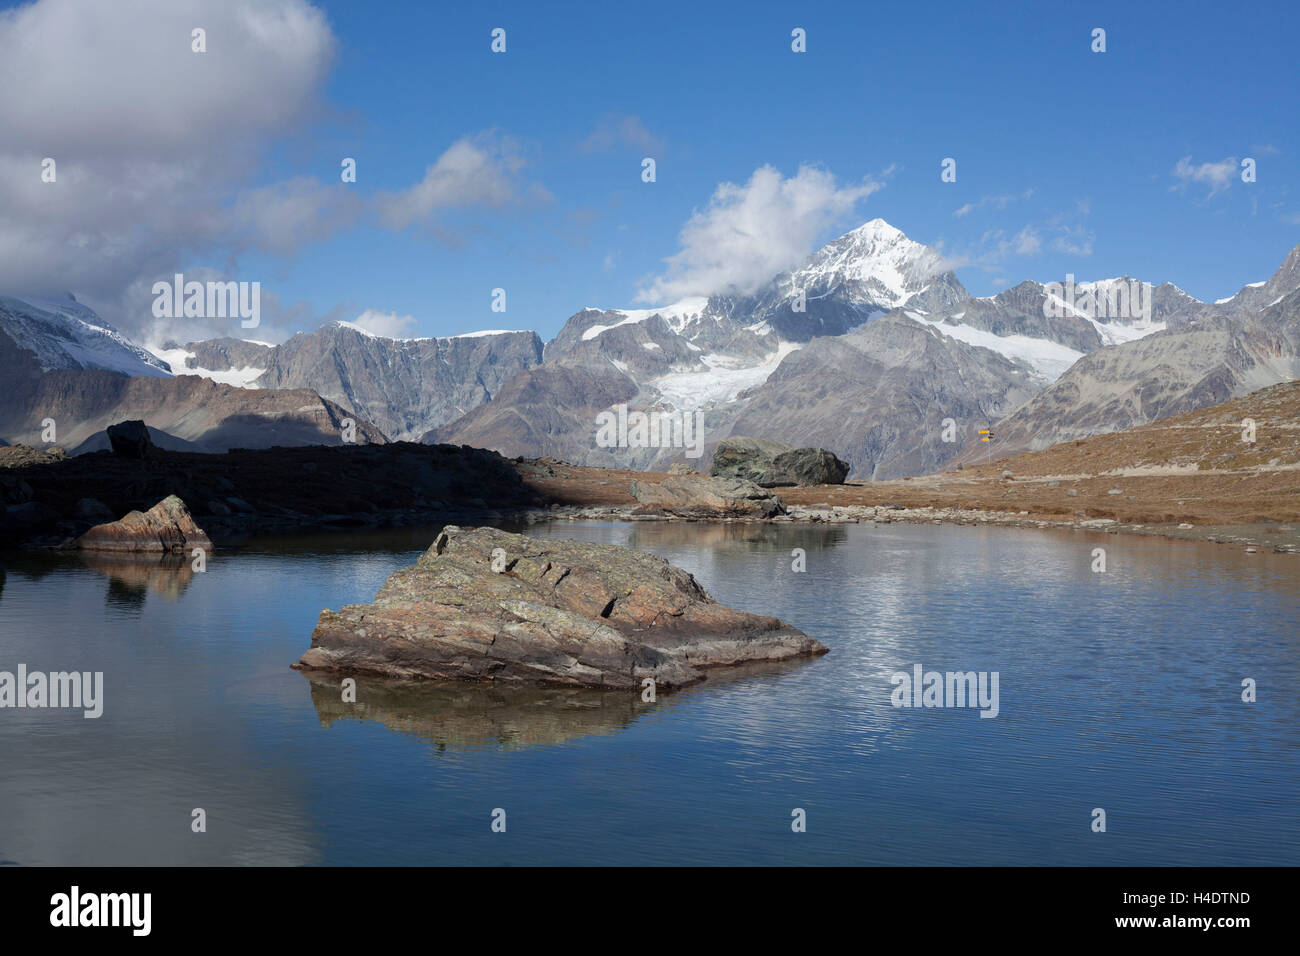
648 342 801 410
147 346 266 388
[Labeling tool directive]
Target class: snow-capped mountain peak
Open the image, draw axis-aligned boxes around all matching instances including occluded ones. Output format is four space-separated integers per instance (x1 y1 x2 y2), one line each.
0 294 171 377
789 218 951 307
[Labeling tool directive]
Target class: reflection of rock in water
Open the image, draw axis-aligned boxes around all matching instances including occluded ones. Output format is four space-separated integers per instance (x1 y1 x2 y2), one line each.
80 552 195 602
300 656 817 750
623 520 851 552
302 672 651 749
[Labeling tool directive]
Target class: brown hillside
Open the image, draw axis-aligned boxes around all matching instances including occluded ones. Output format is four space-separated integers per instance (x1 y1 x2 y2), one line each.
518 381 1300 528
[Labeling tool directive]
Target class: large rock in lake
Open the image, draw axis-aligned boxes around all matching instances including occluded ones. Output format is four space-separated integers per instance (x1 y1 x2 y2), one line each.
710 436 849 486
295 525 826 689
628 474 785 518
77 495 212 552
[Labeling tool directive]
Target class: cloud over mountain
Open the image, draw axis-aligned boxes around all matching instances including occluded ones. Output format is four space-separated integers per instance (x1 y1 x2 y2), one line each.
638 164 884 302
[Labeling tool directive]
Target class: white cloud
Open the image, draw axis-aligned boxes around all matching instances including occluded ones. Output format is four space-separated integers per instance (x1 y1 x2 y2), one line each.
225 177 364 256
973 226 1041 261
638 164 883 301
0 1 549 342
1011 226 1041 256
0 0 335 157
376 132 539 230
1050 228 1093 256
580 113 661 154
0 0 336 333
953 188 1034 218
348 309 418 338
126 270 349 349
1172 156 1238 196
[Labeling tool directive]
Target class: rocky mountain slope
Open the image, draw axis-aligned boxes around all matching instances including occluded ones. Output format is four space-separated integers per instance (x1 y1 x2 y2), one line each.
0 294 171 377
156 322 543 441
726 312 1042 479
440 232 1300 479
0 367 387 453
954 246 1300 463
433 221 983 473
433 220 1195 477
0 299 392 453
10 223 1298 480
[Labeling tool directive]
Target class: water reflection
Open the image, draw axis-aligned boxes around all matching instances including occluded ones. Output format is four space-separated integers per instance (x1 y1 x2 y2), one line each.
301 657 823 752
80 551 196 602
304 672 650 749
1 521 1296 865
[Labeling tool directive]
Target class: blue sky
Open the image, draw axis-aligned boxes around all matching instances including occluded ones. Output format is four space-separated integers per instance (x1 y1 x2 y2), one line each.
2 0 1297 342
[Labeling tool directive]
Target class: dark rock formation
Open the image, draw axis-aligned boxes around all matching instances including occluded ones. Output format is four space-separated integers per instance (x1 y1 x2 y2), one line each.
709 437 792 483
76 495 212 553
710 436 849 486
628 474 786 518
106 419 153 459
295 525 826 688
0 440 542 548
4 500 59 533
74 498 114 521
771 447 851 486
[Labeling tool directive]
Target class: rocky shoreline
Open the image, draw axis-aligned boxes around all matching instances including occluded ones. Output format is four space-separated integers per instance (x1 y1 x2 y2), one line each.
515 501 1299 553
4 431 1296 555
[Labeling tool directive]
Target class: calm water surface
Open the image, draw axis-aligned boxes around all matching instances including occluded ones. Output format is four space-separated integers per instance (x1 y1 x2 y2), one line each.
1 520 1296 865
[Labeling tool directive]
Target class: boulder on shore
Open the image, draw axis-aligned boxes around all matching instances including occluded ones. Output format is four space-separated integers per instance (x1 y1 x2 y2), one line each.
629 474 785 518
76 495 212 553
106 420 153 459
295 525 826 689
710 436 849 486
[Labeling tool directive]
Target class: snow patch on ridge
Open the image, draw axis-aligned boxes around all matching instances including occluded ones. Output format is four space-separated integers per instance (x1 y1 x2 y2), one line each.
910 312 1085 381
649 341 801 410
147 346 266 388
333 320 527 342
581 297 710 341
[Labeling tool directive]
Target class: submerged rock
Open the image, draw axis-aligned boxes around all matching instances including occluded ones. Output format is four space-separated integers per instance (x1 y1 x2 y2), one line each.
295 525 826 689
628 474 786 518
76 494 212 552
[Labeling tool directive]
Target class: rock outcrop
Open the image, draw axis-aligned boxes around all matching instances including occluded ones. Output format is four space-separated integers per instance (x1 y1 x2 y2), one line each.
106 420 153 459
295 525 826 689
76 495 212 552
0 440 543 548
710 436 849 486
709 437 793 483
628 474 786 518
